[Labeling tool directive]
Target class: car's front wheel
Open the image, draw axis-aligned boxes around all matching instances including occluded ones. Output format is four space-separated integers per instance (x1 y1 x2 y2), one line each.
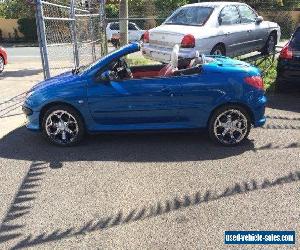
208 105 251 146
0 56 5 73
42 105 85 146
261 33 276 55
210 44 226 56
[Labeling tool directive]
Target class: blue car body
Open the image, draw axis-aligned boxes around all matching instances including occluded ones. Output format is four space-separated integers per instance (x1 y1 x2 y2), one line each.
24 43 266 134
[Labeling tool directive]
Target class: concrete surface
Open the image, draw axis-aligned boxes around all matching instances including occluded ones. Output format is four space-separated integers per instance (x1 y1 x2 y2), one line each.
0 58 299 250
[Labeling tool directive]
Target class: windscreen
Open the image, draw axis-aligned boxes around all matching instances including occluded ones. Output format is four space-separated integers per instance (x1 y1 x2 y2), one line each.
164 6 213 26
290 28 300 51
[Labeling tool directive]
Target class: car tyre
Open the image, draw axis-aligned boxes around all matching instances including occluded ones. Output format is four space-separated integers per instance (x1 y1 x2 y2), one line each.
208 105 251 146
42 105 85 146
0 56 4 73
210 44 226 56
261 33 276 55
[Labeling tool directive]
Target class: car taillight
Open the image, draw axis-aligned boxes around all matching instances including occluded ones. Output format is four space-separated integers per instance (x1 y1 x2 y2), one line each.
279 44 293 59
244 76 264 90
143 31 150 43
181 34 195 48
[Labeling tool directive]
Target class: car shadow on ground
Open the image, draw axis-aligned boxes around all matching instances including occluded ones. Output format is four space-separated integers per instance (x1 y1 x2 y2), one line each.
267 91 300 113
0 127 254 165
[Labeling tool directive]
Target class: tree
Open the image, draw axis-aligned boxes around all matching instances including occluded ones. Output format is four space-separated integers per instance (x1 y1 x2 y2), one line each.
0 0 34 19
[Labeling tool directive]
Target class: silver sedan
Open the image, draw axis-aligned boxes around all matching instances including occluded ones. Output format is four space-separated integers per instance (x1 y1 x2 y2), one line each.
142 2 281 62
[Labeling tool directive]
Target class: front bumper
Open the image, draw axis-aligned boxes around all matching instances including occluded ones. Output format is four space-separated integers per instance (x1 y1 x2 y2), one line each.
142 44 203 63
22 106 40 131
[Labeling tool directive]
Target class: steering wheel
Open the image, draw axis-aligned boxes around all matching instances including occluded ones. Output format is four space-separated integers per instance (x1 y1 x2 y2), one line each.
112 58 133 79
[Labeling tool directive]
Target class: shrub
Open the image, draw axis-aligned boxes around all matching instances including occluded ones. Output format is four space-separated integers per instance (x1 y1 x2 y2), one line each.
17 18 38 42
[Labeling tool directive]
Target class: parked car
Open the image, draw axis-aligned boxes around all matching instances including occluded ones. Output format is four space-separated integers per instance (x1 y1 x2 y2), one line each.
106 22 145 43
142 2 280 63
276 26 300 91
23 43 266 147
0 46 8 73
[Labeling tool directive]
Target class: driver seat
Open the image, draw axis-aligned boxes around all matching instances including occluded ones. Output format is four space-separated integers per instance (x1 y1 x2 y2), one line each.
159 45 179 76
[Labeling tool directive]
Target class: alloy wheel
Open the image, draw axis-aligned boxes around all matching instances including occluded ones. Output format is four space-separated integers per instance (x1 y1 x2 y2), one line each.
45 110 79 145
213 109 248 145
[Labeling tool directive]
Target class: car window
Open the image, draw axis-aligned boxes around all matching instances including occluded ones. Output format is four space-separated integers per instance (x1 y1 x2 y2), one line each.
291 28 300 51
238 5 257 23
164 6 213 26
110 22 138 31
219 6 240 25
128 23 137 30
110 23 119 30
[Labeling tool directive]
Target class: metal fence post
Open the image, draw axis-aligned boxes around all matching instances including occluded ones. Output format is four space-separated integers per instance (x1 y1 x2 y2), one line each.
70 0 80 68
36 0 50 79
87 0 96 61
99 0 108 55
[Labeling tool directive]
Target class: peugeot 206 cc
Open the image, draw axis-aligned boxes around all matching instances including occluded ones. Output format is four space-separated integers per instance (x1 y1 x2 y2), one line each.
23 42 266 146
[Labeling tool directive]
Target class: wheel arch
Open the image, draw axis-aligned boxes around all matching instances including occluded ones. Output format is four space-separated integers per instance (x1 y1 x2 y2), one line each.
211 42 226 55
269 30 278 44
39 101 86 129
207 102 255 127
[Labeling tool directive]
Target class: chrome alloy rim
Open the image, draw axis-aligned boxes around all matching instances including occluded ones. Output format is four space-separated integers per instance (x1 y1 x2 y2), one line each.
267 36 275 53
0 57 4 72
45 110 79 144
213 109 248 145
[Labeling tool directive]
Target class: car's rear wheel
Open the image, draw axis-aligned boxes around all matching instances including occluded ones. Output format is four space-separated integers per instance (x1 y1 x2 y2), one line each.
0 56 4 73
42 105 85 146
210 44 226 56
261 33 276 55
209 105 251 146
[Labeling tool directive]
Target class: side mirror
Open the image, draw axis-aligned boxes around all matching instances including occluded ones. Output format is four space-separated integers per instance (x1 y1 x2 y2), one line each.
256 16 263 24
218 14 225 25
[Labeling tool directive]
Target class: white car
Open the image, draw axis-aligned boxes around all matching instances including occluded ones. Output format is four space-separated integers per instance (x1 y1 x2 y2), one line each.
142 2 281 63
106 22 145 42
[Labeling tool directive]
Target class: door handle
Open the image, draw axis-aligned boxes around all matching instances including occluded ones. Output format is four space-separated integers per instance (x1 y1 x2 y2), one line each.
247 30 252 33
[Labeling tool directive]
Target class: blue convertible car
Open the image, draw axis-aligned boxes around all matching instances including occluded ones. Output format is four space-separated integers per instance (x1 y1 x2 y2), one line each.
23 42 266 146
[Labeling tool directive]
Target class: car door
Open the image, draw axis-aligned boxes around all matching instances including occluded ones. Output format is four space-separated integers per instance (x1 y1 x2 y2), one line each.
237 4 266 51
87 75 181 129
176 70 225 128
217 5 247 56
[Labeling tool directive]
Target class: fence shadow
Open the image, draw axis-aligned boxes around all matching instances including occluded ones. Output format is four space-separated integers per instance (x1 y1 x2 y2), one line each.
0 127 254 165
9 170 300 249
0 162 47 244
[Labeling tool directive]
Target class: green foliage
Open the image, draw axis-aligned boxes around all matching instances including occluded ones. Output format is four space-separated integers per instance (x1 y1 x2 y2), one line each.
105 4 119 18
17 18 37 42
0 0 34 19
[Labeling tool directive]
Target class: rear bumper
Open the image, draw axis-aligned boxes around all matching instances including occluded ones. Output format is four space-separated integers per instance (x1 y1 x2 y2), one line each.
251 95 267 127
0 48 8 64
277 59 300 84
142 44 206 63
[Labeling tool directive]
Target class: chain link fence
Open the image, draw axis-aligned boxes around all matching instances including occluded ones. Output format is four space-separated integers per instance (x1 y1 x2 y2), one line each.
36 0 107 79
105 0 300 46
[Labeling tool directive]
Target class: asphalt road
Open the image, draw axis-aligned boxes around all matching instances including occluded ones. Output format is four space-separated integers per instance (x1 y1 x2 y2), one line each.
0 56 300 249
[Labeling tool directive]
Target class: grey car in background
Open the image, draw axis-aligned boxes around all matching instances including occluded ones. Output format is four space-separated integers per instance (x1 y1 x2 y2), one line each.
142 2 281 62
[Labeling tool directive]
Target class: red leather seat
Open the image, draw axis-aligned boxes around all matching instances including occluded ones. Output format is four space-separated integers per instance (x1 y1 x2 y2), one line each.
158 64 176 76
